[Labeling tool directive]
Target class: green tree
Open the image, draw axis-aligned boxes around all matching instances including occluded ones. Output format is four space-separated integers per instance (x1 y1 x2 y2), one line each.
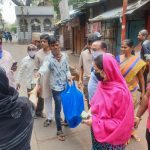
49 0 87 18
50 0 61 16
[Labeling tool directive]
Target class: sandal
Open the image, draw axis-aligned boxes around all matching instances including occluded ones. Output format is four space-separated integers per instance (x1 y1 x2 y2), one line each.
43 119 52 127
57 131 65 141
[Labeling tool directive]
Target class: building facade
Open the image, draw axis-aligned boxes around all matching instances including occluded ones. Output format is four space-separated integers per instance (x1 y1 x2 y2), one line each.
15 6 54 43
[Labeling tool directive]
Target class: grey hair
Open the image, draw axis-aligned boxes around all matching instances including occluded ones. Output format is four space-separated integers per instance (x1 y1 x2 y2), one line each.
139 29 149 38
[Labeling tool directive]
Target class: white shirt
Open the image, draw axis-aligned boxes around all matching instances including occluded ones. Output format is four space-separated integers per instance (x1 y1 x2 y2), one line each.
0 50 15 87
16 55 37 89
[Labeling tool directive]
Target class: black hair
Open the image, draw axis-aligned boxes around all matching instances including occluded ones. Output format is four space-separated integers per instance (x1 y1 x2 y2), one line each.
94 54 103 70
87 36 93 45
100 41 107 51
40 34 50 45
49 35 57 45
124 39 134 48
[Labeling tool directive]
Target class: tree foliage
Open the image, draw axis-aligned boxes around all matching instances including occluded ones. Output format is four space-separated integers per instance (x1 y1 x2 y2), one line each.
49 0 87 16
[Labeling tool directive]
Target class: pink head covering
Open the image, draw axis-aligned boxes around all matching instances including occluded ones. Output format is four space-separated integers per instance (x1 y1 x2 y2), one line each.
90 54 134 145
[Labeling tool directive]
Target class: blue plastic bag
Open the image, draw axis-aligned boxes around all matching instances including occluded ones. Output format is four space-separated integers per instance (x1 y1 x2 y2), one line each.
61 81 84 128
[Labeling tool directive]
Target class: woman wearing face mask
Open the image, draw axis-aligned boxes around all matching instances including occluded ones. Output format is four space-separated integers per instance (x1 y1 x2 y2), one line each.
16 44 38 96
83 54 134 150
120 39 146 141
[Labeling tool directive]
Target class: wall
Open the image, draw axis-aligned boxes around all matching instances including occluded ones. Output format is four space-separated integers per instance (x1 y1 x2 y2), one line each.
16 15 54 43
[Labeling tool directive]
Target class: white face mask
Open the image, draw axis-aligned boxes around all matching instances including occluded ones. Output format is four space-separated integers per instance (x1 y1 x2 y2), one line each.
28 51 36 58
91 51 103 60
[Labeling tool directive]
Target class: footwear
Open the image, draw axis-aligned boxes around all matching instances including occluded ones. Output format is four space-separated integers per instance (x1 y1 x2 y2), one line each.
61 121 68 126
57 130 65 141
43 119 52 127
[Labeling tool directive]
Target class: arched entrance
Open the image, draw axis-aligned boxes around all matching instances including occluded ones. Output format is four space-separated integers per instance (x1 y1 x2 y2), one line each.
43 18 51 32
31 19 41 32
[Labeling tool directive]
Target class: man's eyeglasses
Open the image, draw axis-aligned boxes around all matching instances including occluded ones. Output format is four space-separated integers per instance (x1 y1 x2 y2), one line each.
92 48 98 51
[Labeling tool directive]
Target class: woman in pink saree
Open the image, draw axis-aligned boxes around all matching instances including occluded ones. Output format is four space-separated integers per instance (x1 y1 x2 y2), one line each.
83 54 134 149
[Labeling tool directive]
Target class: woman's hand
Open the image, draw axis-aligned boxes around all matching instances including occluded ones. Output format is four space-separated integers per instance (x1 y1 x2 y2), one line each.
134 117 141 129
82 117 92 126
140 92 145 102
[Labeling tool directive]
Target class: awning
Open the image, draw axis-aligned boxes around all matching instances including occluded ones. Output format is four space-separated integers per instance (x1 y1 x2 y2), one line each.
79 0 104 9
89 0 150 22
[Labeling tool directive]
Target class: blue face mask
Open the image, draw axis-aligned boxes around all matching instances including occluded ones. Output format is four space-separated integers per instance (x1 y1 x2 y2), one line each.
92 51 103 60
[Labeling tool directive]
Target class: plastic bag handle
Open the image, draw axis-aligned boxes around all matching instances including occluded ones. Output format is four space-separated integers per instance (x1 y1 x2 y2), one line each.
65 81 70 91
72 80 77 89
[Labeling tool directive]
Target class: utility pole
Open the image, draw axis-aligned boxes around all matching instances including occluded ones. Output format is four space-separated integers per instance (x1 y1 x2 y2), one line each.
121 0 128 42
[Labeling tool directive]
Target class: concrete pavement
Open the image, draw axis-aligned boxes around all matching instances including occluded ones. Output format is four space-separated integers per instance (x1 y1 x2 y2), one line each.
3 41 148 150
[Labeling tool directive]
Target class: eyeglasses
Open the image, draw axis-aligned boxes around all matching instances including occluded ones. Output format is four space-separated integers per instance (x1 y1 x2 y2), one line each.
92 48 98 51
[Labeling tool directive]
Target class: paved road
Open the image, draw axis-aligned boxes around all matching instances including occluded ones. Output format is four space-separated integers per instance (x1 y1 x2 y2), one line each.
3 42 148 150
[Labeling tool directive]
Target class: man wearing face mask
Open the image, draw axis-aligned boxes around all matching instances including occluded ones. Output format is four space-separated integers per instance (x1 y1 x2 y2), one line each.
78 36 93 108
0 35 16 88
88 40 107 101
78 32 103 108
16 44 38 96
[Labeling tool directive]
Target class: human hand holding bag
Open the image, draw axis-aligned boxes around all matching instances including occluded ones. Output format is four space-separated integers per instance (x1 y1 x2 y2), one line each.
61 81 84 128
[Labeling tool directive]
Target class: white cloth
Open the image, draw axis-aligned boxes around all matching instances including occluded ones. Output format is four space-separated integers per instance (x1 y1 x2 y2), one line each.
16 55 37 89
34 49 51 98
79 49 92 78
0 50 15 87
45 96 53 120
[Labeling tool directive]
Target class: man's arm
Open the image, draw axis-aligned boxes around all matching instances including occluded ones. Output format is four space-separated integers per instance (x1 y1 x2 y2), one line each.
34 54 40 70
38 55 50 76
16 58 26 89
78 54 84 88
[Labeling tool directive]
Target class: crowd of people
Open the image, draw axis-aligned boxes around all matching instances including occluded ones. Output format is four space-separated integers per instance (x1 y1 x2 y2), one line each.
0 29 150 150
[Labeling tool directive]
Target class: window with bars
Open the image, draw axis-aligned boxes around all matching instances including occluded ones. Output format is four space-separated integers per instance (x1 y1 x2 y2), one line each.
101 20 118 54
31 19 41 32
19 19 28 32
43 19 51 31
